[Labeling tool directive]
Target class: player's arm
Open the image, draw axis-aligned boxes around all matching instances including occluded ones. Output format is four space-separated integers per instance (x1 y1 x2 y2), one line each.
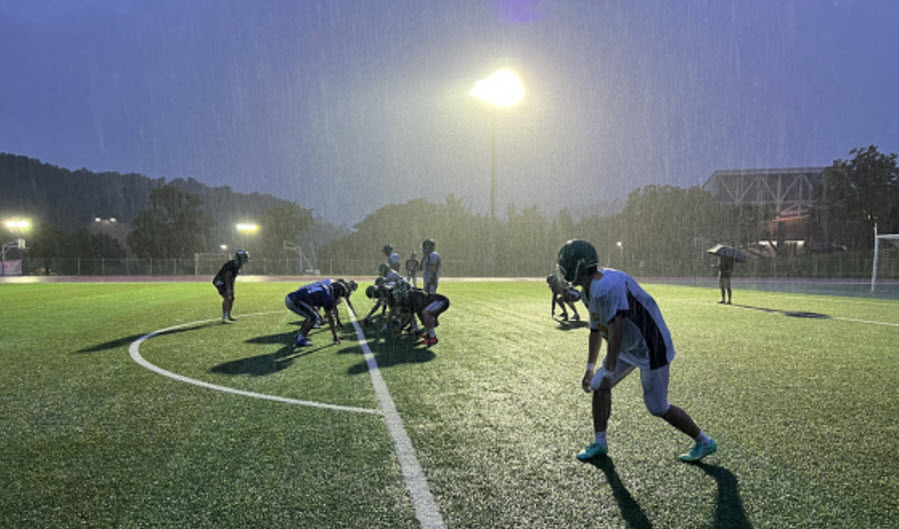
551 291 557 316
595 314 624 392
344 297 357 317
326 308 340 343
582 327 603 392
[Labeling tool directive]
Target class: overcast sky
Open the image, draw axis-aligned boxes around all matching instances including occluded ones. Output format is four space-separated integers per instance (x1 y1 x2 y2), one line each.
2 0 897 225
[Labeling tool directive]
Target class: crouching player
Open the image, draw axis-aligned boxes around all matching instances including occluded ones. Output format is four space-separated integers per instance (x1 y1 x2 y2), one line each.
331 279 358 326
363 282 389 327
285 279 341 346
389 283 450 347
557 239 717 463
547 274 581 321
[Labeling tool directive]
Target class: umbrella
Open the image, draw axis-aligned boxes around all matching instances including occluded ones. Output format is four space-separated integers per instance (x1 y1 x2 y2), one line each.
707 244 746 263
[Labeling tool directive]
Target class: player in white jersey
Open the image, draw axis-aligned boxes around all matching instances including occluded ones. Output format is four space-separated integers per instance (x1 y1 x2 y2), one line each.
557 239 717 463
383 244 402 272
420 238 441 295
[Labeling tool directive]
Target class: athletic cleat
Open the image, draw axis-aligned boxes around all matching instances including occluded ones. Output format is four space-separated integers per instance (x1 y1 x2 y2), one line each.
295 335 312 347
424 336 439 347
227 316 237 322
221 319 232 325
576 442 608 461
678 438 718 462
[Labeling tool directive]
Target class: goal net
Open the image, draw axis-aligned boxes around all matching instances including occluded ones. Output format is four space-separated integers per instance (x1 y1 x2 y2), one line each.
871 234 899 292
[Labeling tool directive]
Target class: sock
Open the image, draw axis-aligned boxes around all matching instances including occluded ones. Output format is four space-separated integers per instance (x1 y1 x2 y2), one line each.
428 329 436 338
695 431 711 446
594 431 607 446
222 312 227 321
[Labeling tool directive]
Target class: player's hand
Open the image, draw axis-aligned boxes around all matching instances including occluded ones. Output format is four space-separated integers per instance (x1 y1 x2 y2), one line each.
582 370 594 393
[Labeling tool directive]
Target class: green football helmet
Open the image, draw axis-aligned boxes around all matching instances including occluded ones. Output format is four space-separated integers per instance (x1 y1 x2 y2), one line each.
378 263 390 277
374 277 386 287
557 239 598 282
383 244 394 255
365 285 378 299
235 250 249 265
422 238 435 254
347 280 358 292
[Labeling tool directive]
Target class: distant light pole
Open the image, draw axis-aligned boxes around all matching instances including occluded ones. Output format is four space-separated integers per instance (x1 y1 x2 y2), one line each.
3 218 32 232
469 69 524 220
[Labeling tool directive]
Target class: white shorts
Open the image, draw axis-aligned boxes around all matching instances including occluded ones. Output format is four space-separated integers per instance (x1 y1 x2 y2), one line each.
591 360 671 416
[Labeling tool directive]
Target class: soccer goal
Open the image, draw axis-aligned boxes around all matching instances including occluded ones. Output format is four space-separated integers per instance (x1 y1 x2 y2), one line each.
871 233 899 292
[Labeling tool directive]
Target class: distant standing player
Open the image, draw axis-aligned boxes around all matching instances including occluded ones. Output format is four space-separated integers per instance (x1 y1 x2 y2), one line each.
557 239 717 463
420 238 441 295
213 250 249 324
383 244 402 272
717 255 735 304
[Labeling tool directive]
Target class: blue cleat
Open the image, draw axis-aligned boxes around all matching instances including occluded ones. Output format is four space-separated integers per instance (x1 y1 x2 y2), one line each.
295 335 312 347
678 438 718 462
576 442 608 461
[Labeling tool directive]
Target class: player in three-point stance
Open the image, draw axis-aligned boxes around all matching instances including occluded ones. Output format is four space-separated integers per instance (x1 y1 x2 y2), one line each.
285 279 341 347
213 250 249 324
557 239 717 463
546 273 581 321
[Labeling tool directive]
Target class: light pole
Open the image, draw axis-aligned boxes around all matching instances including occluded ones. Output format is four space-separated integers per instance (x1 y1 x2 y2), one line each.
469 69 524 219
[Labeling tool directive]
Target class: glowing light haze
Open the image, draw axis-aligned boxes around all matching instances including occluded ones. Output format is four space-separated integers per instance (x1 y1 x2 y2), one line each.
1 0 898 225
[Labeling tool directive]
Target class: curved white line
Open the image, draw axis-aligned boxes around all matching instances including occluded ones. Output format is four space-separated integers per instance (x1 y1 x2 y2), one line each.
128 311 381 416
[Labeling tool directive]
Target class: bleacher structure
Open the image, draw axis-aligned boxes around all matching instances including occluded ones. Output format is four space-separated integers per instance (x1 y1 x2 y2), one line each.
702 167 825 216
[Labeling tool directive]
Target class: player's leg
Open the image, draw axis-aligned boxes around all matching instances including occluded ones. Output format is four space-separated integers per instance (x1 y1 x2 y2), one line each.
718 275 726 303
725 278 732 304
576 362 635 460
641 364 717 461
217 284 232 323
293 299 318 346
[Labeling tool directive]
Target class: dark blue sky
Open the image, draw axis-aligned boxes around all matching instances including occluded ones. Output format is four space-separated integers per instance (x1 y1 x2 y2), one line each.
2 0 897 225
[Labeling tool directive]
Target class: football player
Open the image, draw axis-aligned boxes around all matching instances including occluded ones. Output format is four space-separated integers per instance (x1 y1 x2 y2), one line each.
383 244 402 272
388 281 449 347
420 238 441 295
558 239 717 463
285 279 341 346
546 273 581 321
212 250 249 324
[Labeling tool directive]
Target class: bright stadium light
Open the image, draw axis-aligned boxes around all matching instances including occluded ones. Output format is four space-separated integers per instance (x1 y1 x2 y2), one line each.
235 223 259 233
469 69 525 107
3 218 32 231
220 244 228 252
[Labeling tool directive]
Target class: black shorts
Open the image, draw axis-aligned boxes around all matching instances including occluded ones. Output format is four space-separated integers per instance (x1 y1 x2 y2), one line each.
214 279 231 296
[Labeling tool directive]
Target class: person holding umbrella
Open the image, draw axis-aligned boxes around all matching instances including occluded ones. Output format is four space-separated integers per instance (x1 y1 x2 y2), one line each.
707 244 745 305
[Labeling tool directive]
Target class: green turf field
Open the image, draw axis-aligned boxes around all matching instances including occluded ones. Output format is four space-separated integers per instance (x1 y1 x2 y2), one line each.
1 280 897 529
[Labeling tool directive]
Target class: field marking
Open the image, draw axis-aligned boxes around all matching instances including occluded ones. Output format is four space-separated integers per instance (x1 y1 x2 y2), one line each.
348 312 446 529
672 298 899 328
128 311 381 416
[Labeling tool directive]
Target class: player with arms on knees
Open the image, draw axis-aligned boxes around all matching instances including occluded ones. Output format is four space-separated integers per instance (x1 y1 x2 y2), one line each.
420 238 441 295
546 273 581 321
285 279 341 346
213 250 249 324
557 239 717 463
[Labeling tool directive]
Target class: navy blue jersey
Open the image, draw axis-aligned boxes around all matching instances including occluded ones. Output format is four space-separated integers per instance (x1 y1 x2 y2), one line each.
213 259 241 286
288 279 335 311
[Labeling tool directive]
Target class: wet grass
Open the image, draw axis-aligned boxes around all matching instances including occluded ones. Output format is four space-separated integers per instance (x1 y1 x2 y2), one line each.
0 281 896 528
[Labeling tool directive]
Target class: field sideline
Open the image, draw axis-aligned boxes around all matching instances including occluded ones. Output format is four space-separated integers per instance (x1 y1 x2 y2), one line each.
1 280 897 528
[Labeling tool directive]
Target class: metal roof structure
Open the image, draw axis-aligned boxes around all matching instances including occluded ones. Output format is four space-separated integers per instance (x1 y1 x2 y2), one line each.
702 167 826 216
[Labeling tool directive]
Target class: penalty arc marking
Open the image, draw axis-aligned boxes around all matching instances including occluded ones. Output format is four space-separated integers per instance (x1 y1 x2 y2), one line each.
128 311 381 415
129 309 446 529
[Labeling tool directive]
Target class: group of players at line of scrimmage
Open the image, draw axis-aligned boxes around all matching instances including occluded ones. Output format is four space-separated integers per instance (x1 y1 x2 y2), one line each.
212 239 448 347
212 239 718 464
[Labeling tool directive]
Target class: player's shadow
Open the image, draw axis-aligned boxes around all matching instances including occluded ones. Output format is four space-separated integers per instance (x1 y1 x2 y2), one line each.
731 304 830 319
210 345 312 376
692 462 753 529
76 322 217 353
554 318 589 331
346 334 436 375
585 457 653 529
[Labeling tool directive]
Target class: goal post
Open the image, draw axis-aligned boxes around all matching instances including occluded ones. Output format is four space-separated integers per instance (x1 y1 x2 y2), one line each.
871 233 899 292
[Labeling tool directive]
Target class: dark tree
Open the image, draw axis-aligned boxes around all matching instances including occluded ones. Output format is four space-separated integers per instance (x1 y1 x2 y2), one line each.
127 185 213 258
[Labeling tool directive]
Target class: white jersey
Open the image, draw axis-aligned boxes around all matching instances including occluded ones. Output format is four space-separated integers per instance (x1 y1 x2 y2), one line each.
388 252 401 271
385 270 403 284
583 268 674 370
422 251 441 294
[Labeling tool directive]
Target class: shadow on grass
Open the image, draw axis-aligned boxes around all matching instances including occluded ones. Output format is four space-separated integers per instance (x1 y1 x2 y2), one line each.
346 332 436 375
554 318 589 331
692 462 753 529
731 304 830 319
76 322 218 353
585 457 653 529
210 345 318 376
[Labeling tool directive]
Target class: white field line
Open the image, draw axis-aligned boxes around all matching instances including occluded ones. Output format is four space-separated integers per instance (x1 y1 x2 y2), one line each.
672 298 899 328
348 311 446 529
128 311 381 415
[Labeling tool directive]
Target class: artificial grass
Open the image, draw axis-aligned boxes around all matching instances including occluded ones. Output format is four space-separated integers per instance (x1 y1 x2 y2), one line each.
0 280 896 528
